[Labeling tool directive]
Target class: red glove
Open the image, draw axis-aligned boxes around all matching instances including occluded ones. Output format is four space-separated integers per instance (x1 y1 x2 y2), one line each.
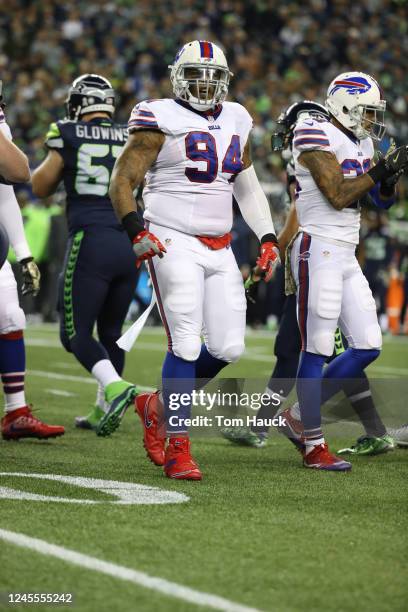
256 241 280 282
132 230 166 267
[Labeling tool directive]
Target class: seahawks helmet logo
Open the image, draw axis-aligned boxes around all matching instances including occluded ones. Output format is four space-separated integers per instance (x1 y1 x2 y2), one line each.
329 77 371 96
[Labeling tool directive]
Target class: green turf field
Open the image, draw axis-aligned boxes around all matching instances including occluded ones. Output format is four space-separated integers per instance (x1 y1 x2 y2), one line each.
0 324 407 612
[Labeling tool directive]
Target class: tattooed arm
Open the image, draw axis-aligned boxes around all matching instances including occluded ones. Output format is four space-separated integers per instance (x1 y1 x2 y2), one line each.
109 129 165 221
109 129 166 262
298 150 375 210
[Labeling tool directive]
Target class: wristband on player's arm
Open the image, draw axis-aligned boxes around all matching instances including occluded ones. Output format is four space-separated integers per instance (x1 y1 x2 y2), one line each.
367 158 393 184
121 211 145 242
261 233 278 246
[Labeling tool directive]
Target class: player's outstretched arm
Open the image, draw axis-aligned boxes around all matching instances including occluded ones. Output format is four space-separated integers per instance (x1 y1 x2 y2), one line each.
110 130 166 264
0 182 41 295
234 142 280 281
0 128 30 183
299 146 408 210
32 150 64 198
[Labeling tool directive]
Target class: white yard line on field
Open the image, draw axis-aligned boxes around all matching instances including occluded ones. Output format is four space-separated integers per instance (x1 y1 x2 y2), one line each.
28 370 155 392
0 529 260 612
25 338 408 374
45 389 77 397
25 337 166 353
29 370 96 384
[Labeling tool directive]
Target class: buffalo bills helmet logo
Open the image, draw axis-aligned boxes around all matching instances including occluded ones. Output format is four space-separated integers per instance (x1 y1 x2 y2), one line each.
329 77 371 96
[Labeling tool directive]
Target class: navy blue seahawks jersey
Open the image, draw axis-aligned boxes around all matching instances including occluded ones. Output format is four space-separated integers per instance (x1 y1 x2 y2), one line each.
45 117 128 233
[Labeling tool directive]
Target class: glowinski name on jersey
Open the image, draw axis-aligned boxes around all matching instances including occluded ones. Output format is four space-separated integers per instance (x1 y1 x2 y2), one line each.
74 123 127 142
292 117 374 245
45 117 128 233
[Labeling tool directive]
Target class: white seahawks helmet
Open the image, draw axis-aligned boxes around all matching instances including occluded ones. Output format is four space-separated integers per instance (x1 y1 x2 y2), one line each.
169 40 232 111
326 72 386 141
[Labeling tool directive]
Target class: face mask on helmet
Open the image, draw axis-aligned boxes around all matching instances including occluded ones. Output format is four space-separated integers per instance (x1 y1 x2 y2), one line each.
326 72 386 141
169 41 232 111
348 103 386 141
65 74 115 120
271 101 330 151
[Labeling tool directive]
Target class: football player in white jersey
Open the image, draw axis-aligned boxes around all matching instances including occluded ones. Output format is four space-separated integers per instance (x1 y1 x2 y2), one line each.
0 82 65 440
109 40 280 480
287 72 408 470
0 82 30 184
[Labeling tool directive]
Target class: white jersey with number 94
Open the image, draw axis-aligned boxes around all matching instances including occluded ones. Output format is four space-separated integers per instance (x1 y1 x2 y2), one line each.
128 98 253 237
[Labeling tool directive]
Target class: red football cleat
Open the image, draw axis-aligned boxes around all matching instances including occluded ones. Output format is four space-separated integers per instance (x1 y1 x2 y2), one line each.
1 406 65 440
164 437 202 480
303 443 351 471
134 392 165 466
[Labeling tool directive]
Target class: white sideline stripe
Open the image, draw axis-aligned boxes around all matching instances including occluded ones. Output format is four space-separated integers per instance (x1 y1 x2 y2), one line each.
25 338 408 373
29 370 97 385
26 337 273 364
0 529 260 612
25 323 408 344
25 338 166 353
28 370 155 392
45 389 76 397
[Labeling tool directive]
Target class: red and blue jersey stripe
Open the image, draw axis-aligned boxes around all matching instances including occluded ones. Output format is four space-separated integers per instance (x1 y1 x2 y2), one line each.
294 127 329 147
199 41 213 59
128 108 159 130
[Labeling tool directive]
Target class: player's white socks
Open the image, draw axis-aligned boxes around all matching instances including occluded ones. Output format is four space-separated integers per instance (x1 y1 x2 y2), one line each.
305 436 325 455
4 390 26 413
95 383 109 413
91 360 121 389
2 372 26 413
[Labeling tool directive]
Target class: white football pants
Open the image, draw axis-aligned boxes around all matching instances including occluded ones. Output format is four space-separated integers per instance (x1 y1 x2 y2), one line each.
0 261 26 333
291 231 382 356
147 222 246 363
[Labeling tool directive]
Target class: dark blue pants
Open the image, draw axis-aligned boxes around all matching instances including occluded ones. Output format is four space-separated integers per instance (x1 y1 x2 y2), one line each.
58 227 138 374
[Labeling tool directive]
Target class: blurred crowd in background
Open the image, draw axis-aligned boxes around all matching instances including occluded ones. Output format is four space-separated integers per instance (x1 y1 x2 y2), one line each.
1 0 408 332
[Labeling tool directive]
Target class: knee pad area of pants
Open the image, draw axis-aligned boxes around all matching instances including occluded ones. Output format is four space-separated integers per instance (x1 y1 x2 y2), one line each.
0 304 26 333
211 342 245 364
347 323 382 351
364 323 382 350
172 336 202 362
312 330 335 357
